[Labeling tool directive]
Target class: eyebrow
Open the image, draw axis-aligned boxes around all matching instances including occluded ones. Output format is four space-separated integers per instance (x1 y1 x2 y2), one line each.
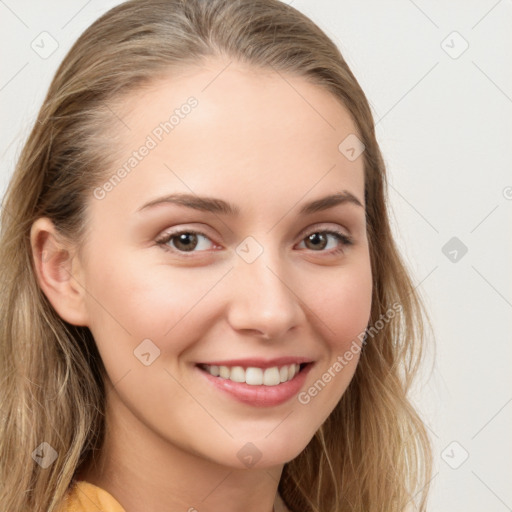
136 190 364 216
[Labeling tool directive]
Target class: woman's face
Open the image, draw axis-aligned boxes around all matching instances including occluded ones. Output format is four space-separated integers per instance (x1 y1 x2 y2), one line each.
75 58 372 469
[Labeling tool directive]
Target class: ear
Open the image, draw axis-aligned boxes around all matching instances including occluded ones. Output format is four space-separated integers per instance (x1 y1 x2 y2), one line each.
30 217 89 326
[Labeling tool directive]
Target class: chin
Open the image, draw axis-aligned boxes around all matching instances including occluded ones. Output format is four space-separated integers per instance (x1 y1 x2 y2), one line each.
207 431 316 470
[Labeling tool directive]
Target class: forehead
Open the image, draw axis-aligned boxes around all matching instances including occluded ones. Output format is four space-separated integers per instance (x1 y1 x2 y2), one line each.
94 58 365 218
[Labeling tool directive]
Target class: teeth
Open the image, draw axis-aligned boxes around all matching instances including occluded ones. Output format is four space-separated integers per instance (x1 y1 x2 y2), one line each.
246 367 263 385
230 366 245 383
263 367 280 386
203 363 302 386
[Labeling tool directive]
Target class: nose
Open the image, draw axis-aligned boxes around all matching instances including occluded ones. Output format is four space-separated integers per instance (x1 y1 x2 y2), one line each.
225 247 305 341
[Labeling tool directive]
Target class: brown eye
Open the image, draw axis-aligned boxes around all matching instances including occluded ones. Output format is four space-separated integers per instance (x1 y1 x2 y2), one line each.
172 232 199 252
304 232 328 250
298 230 353 254
156 230 215 254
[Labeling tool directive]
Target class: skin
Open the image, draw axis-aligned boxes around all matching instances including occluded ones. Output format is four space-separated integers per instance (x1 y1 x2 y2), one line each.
31 57 372 512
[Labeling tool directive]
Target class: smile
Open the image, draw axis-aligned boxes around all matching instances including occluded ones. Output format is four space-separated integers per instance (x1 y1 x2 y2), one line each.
200 363 302 386
196 359 314 407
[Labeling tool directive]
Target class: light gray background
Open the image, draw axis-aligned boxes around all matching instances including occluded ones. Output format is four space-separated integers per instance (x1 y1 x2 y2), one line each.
1 1 511 510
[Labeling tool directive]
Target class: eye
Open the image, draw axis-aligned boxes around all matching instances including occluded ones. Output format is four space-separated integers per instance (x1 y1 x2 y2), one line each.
156 230 216 254
297 228 353 255
156 227 353 256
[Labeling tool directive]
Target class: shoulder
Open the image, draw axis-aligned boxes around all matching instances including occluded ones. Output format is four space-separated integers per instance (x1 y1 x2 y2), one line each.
56 480 126 512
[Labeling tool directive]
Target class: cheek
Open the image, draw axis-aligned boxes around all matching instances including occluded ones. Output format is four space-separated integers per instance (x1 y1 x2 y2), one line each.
306 257 373 349
292 263 372 441
82 253 233 359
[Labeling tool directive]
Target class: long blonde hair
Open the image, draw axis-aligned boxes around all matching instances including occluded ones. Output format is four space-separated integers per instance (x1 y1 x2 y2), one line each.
0 1 432 510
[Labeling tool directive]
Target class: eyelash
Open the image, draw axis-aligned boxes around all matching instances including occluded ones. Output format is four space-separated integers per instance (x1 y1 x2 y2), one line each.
155 227 354 257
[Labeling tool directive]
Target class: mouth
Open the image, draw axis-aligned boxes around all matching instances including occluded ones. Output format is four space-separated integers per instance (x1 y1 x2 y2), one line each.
198 362 307 386
195 358 314 407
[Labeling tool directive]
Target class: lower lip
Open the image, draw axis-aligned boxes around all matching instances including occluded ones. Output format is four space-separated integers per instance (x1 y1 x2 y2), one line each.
197 364 313 407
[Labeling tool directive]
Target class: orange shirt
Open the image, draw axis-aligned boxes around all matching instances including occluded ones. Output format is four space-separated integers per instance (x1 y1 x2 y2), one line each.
57 480 126 512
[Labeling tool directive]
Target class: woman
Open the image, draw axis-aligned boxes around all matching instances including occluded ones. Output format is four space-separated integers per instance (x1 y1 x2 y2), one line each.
0 0 432 511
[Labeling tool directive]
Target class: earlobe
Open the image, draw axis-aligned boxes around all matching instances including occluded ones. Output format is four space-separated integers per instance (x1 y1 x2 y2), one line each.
30 217 89 326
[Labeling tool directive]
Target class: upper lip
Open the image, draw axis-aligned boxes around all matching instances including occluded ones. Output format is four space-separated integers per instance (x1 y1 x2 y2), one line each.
197 357 313 369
